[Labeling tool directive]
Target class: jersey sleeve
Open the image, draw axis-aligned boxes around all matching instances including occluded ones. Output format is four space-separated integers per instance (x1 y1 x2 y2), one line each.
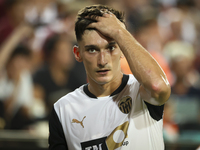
144 101 164 121
48 106 68 150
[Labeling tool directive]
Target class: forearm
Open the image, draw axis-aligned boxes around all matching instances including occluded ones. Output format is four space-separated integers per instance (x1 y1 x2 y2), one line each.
0 31 21 73
115 29 170 104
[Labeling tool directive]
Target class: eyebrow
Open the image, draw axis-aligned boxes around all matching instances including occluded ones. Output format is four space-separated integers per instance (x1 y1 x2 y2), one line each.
107 41 117 47
84 45 99 50
84 41 117 49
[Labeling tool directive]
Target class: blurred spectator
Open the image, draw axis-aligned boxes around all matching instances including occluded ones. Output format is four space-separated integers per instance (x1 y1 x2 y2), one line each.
164 41 200 93
163 40 200 142
33 33 86 120
0 44 34 129
0 22 34 130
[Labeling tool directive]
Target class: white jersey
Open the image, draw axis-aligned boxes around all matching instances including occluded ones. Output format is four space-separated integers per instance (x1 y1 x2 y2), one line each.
49 74 165 150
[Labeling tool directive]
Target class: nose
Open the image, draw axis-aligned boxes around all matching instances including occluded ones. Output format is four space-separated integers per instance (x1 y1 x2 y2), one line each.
97 51 108 68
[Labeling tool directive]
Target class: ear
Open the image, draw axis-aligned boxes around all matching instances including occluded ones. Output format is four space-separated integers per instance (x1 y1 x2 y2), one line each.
73 45 82 62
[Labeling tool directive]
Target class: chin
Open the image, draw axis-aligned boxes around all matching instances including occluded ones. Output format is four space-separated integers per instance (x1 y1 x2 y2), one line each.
94 76 112 85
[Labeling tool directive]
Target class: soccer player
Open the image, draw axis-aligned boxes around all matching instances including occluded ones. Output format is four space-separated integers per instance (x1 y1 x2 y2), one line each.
49 4 171 150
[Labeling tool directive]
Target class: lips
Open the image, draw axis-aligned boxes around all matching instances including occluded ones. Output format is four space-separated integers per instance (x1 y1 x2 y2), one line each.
97 70 109 72
96 69 110 75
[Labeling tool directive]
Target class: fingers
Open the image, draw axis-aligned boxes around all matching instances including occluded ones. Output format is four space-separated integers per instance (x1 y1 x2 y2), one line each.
100 10 114 18
86 22 97 29
85 10 114 21
103 13 114 18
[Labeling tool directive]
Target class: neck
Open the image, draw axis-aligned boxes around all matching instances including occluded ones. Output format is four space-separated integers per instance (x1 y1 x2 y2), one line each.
88 72 123 97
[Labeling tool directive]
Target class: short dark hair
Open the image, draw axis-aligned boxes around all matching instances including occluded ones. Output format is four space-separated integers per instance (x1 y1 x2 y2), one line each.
10 44 32 60
75 4 125 41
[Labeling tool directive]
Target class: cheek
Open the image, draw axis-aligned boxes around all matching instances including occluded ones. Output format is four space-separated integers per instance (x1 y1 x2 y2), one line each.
83 62 94 76
111 51 122 68
82 52 96 64
83 57 95 69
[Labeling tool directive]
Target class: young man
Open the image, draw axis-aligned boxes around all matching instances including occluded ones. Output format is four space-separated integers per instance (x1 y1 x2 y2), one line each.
49 5 171 150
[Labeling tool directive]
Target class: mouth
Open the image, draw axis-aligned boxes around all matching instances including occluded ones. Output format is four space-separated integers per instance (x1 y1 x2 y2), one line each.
96 69 110 75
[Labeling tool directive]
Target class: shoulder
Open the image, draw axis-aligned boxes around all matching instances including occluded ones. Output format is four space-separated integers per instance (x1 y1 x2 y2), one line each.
127 74 139 84
126 74 140 92
54 85 85 109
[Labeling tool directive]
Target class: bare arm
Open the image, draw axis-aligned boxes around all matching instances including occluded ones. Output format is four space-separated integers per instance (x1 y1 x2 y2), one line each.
88 13 171 105
114 28 171 106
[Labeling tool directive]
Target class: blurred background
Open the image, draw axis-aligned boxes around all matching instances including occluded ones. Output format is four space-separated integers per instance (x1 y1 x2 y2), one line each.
0 0 199 149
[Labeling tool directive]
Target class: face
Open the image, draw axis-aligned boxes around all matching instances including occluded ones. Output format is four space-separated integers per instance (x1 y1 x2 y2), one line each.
76 30 123 85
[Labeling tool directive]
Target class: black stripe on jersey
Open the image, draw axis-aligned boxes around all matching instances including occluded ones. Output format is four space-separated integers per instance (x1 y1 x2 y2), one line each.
110 74 129 96
83 74 129 98
49 107 68 150
144 101 164 121
83 84 97 98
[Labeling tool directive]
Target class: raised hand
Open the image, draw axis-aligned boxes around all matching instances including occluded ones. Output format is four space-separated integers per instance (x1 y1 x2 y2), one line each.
86 11 126 39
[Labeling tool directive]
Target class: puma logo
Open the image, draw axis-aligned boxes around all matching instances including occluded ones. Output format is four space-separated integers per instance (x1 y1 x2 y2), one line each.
72 116 86 128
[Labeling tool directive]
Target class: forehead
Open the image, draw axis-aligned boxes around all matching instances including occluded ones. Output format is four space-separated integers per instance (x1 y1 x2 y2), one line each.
79 30 114 48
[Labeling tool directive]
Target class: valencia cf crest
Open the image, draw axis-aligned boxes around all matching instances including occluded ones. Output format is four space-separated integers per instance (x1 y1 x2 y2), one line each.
118 96 132 114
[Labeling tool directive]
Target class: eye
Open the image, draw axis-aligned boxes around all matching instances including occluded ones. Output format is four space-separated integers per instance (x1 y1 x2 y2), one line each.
88 49 97 53
108 46 115 51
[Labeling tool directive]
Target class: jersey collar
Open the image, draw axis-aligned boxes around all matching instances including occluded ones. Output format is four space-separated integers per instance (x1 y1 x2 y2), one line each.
83 74 129 98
